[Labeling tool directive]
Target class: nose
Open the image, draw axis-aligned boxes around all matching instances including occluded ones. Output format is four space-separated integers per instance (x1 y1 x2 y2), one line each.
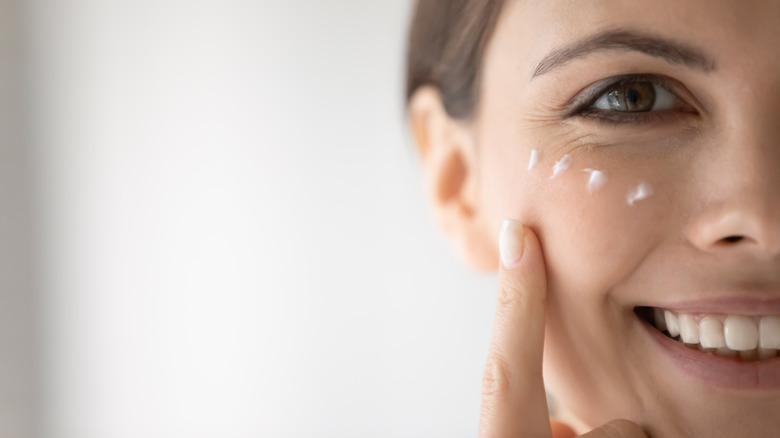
687 200 780 255
686 120 780 259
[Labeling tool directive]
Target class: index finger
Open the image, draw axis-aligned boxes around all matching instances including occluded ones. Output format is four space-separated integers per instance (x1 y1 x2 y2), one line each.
479 219 551 438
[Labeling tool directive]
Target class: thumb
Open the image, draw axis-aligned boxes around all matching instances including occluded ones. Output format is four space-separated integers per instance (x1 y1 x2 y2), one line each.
479 219 551 438
577 419 649 438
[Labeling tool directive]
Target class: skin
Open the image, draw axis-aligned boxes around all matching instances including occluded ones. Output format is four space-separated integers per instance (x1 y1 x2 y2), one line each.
410 0 780 436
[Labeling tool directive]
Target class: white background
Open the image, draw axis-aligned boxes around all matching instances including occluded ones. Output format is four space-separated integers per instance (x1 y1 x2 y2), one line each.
20 1 500 437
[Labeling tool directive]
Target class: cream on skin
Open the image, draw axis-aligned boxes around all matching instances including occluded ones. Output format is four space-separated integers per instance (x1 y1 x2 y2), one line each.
528 149 541 170
442 1 780 436
551 154 572 178
582 169 608 194
626 181 653 205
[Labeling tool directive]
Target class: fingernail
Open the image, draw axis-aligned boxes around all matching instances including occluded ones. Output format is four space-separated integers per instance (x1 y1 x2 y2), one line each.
499 219 525 268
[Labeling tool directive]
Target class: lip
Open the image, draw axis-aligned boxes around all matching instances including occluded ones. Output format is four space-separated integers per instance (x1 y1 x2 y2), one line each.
639 296 780 316
639 316 780 390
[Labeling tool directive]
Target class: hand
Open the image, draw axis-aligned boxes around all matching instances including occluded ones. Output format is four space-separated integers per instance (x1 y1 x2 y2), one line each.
478 219 650 438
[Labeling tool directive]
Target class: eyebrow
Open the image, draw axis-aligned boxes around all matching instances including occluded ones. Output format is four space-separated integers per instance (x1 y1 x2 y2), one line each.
532 29 716 78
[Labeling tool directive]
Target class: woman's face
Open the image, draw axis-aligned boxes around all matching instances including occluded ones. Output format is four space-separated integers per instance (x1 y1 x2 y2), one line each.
473 0 780 436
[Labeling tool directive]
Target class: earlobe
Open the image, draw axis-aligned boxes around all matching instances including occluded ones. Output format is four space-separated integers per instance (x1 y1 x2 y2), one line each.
408 86 498 271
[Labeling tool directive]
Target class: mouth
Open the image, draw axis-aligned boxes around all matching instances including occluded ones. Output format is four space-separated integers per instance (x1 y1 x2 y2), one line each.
634 305 780 389
635 306 780 360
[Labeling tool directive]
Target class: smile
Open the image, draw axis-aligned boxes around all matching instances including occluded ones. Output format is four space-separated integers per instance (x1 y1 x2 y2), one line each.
637 307 780 360
635 305 780 389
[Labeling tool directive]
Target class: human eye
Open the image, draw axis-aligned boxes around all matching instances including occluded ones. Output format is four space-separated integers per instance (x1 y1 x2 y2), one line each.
570 74 697 124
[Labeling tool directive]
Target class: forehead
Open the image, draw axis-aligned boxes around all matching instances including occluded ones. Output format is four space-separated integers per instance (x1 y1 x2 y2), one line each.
495 0 780 78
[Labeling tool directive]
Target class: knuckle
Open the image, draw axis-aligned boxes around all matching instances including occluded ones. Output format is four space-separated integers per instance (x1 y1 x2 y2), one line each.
497 277 537 314
496 281 517 307
481 355 512 399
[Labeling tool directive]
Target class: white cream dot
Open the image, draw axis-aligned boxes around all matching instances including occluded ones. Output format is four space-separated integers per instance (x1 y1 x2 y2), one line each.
551 154 572 178
627 181 654 205
583 169 607 193
528 149 541 171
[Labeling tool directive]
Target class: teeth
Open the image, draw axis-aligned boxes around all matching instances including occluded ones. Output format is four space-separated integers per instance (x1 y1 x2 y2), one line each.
664 311 680 337
759 316 780 349
649 309 780 360
699 316 726 348
725 315 759 351
679 314 699 344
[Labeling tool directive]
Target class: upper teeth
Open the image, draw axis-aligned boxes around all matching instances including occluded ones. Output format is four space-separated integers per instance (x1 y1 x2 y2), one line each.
659 310 780 359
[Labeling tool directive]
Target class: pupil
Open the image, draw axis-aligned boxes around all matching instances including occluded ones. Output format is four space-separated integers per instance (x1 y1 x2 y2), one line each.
605 82 656 112
627 89 640 104
617 82 655 112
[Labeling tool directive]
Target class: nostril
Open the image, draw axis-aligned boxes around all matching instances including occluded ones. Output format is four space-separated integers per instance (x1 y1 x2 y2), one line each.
721 235 745 244
688 206 777 253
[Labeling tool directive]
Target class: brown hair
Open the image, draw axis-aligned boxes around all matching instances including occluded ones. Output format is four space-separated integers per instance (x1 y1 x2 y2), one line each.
405 0 507 119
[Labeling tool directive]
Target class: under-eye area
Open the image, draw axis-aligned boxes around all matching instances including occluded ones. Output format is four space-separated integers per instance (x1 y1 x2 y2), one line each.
635 307 780 361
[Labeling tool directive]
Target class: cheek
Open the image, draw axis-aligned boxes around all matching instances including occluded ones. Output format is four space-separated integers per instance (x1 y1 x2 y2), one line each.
530 154 672 297
529 154 676 424
478 128 684 288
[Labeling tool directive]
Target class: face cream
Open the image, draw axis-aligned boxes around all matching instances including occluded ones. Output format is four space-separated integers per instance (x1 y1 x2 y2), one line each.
551 154 572 178
583 169 607 193
528 149 541 171
627 181 654 205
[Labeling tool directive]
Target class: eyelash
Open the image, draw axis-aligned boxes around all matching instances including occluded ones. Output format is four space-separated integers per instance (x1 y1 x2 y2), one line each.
568 74 697 125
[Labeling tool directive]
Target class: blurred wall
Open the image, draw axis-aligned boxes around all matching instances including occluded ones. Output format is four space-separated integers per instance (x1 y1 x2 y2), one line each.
23 1 499 437
0 0 38 436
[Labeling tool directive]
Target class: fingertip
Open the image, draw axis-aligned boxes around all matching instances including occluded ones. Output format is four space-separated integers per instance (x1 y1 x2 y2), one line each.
482 220 551 438
499 218 525 269
550 421 577 438
496 219 546 308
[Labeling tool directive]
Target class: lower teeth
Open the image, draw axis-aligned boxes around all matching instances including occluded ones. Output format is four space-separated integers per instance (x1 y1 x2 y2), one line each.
666 335 773 360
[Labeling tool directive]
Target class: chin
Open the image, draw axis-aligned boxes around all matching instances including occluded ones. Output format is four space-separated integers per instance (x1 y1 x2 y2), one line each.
544 300 780 437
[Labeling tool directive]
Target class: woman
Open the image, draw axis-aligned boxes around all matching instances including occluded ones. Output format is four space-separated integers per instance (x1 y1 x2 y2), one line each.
406 1 780 437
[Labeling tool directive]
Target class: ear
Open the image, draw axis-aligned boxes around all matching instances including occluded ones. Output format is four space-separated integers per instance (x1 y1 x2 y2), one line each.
409 86 498 271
